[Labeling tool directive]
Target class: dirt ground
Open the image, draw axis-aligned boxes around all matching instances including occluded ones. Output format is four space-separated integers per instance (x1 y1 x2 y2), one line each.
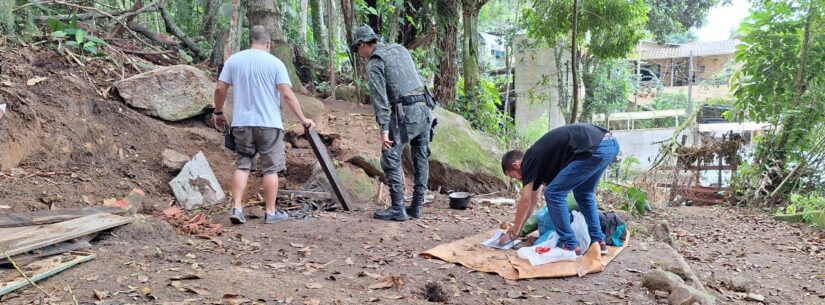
1 45 824 305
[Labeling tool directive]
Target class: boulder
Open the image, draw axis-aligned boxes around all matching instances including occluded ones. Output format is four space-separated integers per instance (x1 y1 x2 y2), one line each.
428 108 508 194
162 149 189 171
334 85 361 104
115 65 214 121
169 151 225 210
303 161 376 205
281 93 327 133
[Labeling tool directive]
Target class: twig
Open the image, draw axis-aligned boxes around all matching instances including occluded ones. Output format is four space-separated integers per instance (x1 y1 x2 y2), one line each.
116 47 175 55
2 251 54 298
50 1 162 51
66 284 79 305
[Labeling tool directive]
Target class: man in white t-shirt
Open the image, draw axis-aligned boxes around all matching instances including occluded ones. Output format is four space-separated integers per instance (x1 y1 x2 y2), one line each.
212 25 315 225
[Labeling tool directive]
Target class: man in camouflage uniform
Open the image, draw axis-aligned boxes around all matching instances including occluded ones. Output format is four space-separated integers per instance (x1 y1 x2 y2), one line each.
352 25 432 221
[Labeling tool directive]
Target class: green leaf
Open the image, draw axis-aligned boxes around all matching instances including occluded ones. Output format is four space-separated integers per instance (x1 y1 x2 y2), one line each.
65 28 77 35
66 41 79 47
86 36 108 46
178 49 193 63
51 31 67 39
84 45 98 55
47 18 66 32
70 13 78 29
75 29 85 44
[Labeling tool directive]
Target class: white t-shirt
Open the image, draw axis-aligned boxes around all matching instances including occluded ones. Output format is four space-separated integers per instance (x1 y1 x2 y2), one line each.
219 49 292 129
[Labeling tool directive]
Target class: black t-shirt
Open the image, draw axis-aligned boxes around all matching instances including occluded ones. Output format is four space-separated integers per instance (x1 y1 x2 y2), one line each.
521 123 608 191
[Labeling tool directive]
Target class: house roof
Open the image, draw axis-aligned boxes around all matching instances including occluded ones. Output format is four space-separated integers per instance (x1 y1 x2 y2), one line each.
637 40 740 60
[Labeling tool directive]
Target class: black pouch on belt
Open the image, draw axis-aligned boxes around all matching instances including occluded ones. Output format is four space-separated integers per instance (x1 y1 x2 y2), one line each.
224 128 236 152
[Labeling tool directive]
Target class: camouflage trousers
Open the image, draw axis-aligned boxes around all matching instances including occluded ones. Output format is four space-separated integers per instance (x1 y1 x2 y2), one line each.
381 103 432 204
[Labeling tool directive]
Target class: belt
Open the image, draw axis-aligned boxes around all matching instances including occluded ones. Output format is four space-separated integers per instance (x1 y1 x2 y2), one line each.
393 94 427 106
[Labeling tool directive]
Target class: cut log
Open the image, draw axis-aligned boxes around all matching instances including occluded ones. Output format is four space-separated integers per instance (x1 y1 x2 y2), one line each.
305 128 354 211
0 206 126 228
0 213 132 257
0 253 96 297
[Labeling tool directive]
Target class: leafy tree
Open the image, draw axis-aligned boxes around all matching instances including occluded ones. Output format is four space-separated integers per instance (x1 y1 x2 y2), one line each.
731 0 825 202
645 0 722 41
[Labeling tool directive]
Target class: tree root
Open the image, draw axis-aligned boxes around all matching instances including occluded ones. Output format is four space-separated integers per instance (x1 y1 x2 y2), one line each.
643 242 717 305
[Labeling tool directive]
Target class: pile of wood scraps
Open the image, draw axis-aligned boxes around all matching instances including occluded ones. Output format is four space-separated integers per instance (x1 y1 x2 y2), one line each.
0 206 134 297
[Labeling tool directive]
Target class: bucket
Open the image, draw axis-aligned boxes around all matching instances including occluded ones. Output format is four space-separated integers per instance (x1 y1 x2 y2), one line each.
448 192 475 210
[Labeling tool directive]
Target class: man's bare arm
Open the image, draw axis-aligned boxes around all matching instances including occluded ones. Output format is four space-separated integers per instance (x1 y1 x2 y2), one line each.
278 83 315 129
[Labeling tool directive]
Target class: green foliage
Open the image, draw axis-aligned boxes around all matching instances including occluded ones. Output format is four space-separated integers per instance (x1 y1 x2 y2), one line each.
633 92 688 129
730 0 825 202
602 182 647 217
663 30 698 44
645 0 720 41
452 77 512 142
515 114 549 150
581 59 634 122
47 16 107 55
523 0 649 59
776 192 825 222
702 61 737 88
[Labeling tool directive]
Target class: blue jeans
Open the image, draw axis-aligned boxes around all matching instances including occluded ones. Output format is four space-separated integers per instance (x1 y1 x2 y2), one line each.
544 138 619 249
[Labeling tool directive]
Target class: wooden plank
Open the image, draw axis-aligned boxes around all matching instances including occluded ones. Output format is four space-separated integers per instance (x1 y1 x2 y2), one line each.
0 213 132 257
279 190 333 200
0 234 96 266
0 253 96 296
305 128 354 211
0 206 126 228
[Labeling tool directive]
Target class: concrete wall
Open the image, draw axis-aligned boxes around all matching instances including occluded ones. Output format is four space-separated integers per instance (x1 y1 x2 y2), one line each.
613 127 694 172
646 54 732 87
513 39 570 132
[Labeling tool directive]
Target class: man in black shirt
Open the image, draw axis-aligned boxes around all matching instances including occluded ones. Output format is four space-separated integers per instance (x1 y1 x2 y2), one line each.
498 123 619 261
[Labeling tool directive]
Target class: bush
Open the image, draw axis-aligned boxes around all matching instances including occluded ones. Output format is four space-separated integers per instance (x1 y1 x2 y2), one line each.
451 77 513 142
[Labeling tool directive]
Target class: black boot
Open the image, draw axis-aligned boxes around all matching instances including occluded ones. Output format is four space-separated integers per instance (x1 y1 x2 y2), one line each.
406 194 424 219
374 194 408 221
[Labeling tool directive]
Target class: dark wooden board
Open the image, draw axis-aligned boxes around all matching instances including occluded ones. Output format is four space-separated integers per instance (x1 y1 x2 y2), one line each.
0 206 126 228
0 213 132 257
305 128 355 211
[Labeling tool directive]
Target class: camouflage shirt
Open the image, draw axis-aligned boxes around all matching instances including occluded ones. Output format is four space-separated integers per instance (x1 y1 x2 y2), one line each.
367 43 425 132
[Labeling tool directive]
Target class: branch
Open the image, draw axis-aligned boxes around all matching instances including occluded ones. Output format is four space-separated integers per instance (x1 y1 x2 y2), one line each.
128 22 178 49
46 1 162 51
159 6 206 61
34 1 162 21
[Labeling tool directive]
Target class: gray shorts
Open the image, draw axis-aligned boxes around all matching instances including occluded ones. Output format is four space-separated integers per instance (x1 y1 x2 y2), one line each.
232 127 286 175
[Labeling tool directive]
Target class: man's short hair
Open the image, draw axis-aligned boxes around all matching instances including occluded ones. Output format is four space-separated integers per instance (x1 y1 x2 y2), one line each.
501 150 524 173
250 25 271 45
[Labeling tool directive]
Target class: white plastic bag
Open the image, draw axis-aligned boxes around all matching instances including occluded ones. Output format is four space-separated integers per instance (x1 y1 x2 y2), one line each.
571 210 591 252
517 232 575 266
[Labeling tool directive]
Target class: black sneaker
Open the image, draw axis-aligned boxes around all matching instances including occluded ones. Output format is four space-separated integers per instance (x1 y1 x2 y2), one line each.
229 208 246 224
264 210 289 224
599 241 609 256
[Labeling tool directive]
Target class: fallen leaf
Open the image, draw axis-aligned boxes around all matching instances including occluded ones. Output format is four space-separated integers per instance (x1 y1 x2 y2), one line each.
304 299 321 305
141 287 152 295
137 274 149 283
345 257 354 265
385 294 404 300
432 234 442 241
368 279 394 290
93 289 109 300
169 281 182 289
366 297 380 302
305 283 324 289
290 243 305 248
1 81 14 87
0 205 10 209
26 77 47 86
507 291 526 299
745 293 766 302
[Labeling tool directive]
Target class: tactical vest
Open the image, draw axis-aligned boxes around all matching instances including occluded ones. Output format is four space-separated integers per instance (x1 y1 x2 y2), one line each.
369 44 424 102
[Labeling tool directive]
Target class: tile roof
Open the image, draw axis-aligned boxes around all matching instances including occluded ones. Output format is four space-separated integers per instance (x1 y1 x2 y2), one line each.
637 40 740 60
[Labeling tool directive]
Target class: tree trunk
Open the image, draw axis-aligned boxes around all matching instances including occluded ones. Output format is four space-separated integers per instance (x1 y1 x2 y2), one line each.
340 0 354 42
388 3 402 43
310 0 327 60
203 0 221 39
327 0 336 100
434 0 459 105
569 0 579 124
248 0 306 93
300 0 309 40
223 0 241 63
461 0 487 110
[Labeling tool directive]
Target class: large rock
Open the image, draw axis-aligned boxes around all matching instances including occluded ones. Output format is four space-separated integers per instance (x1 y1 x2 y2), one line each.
428 108 508 194
303 161 376 206
169 151 225 210
281 93 326 133
115 65 214 121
